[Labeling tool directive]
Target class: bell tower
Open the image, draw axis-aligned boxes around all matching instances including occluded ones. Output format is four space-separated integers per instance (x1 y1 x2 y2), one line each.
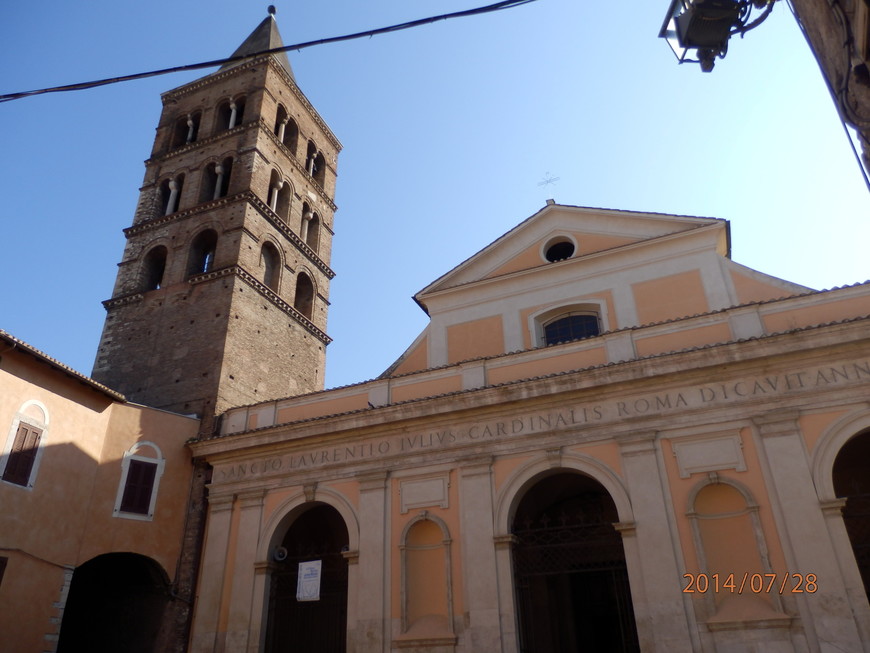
92 10 340 425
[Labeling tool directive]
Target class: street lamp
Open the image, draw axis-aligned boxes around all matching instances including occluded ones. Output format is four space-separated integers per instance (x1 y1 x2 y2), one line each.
660 0 776 72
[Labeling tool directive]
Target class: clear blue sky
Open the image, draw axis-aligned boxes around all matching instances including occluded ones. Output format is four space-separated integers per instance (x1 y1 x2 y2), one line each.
1 0 868 391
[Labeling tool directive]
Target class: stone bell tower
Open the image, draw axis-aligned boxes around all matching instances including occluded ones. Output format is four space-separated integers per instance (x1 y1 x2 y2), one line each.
92 9 340 427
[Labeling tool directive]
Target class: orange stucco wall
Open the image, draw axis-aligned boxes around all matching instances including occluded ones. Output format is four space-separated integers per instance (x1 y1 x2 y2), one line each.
633 270 709 325
634 323 732 358
391 375 463 403
0 348 198 653
391 335 430 376
730 269 794 304
447 315 505 364
488 346 608 386
274 391 370 424
762 295 870 334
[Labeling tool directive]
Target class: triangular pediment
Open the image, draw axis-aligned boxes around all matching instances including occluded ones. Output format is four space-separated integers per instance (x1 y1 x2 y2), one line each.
416 204 726 303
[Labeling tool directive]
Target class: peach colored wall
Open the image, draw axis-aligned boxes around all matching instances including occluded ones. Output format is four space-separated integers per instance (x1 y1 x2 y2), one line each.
800 410 850 456
389 472 464 622
0 348 198 653
577 233 640 256
487 346 607 386
447 316 505 364
390 375 462 403
730 270 794 304
485 246 546 279
484 232 640 279
762 295 870 333
660 428 788 594
632 270 709 325
391 335 429 376
274 391 370 424
634 323 732 358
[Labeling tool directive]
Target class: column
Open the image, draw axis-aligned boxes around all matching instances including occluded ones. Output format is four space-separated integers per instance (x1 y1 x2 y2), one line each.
459 457 503 650
225 490 265 652
277 118 288 143
213 164 225 201
619 433 694 652
228 102 238 129
354 472 389 652
753 411 864 650
189 493 235 653
165 179 179 215
269 180 282 212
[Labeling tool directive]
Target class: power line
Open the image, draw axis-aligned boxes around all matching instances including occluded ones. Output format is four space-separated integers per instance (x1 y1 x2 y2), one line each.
0 0 539 104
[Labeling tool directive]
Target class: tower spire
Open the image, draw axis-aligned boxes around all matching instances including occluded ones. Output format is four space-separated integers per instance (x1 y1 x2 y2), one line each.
220 8 294 78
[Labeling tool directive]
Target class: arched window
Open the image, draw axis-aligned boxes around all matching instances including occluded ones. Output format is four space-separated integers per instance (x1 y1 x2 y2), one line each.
159 174 185 215
305 141 321 182
170 111 201 149
1 401 48 489
274 105 299 155
113 442 165 520
294 273 314 319
200 158 233 203
261 242 281 292
543 313 600 346
187 229 218 277
306 213 320 252
217 96 245 131
268 170 292 221
141 246 167 291
313 152 326 187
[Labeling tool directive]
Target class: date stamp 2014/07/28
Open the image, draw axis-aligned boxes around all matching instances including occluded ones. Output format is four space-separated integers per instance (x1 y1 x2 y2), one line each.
683 573 817 594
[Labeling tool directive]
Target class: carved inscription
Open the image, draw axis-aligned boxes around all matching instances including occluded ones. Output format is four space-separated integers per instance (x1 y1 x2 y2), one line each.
215 360 870 482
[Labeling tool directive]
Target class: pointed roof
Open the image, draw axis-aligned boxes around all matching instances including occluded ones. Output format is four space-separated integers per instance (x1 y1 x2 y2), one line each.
221 9 294 79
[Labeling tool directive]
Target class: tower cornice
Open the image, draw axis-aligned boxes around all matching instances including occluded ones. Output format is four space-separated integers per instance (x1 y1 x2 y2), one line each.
102 266 332 345
123 192 335 280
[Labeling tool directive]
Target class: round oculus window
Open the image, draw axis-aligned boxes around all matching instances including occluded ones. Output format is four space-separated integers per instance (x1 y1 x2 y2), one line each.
544 238 575 262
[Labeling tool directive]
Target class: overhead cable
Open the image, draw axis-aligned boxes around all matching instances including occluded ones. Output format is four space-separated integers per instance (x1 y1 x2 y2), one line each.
0 0 538 104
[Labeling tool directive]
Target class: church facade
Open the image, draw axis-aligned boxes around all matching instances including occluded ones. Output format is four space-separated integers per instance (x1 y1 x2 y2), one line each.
2 9 870 653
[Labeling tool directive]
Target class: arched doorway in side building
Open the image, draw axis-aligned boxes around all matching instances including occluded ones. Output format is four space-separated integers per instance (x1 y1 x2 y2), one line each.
511 471 640 653
834 429 870 601
265 502 350 653
56 552 169 653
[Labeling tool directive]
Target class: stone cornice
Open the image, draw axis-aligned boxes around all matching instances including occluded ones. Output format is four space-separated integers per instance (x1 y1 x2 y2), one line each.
188 265 331 344
146 121 252 165
161 58 263 102
264 57 342 152
123 192 335 280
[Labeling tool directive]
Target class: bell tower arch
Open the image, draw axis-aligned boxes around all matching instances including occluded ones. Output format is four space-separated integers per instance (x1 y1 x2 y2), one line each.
91 10 340 426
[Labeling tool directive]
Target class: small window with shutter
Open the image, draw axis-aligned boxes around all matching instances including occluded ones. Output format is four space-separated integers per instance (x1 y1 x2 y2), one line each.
2 423 42 486
113 442 165 521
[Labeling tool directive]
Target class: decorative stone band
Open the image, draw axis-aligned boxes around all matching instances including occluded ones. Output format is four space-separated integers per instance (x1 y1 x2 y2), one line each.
124 191 335 279
266 56 343 152
102 293 145 309
246 192 335 276
145 120 250 165
188 265 332 344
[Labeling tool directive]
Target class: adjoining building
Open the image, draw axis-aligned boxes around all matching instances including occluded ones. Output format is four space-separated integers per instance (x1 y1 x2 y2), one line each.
2 8 869 653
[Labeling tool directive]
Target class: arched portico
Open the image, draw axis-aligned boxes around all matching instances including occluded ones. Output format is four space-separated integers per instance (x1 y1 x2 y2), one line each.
253 489 360 653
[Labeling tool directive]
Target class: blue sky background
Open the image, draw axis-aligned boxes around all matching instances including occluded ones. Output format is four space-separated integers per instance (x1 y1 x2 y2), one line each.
1 0 868 391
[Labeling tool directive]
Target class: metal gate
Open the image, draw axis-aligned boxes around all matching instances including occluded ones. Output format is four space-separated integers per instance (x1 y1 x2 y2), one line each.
843 493 870 598
512 485 639 653
265 506 348 653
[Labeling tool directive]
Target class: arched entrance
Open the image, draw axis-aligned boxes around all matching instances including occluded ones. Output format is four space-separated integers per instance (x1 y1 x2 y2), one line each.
511 472 639 652
833 430 870 601
56 553 169 653
265 503 349 653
